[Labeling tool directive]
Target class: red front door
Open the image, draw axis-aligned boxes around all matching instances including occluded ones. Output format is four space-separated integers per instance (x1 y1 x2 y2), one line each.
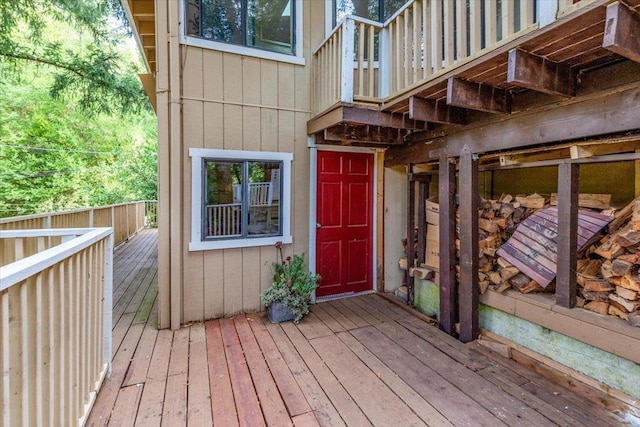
316 151 374 297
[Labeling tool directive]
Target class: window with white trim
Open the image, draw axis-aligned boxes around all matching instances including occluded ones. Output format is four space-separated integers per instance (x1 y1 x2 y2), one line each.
186 0 296 55
189 148 292 251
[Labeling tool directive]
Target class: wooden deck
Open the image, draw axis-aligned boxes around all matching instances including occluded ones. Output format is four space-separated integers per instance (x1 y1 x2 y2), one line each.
87 229 631 426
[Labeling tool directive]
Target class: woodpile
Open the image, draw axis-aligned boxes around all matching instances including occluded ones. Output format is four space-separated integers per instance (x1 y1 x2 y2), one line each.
577 197 640 324
482 193 640 327
475 194 547 295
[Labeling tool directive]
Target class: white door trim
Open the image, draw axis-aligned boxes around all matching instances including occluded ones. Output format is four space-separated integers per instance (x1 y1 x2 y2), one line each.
308 139 384 301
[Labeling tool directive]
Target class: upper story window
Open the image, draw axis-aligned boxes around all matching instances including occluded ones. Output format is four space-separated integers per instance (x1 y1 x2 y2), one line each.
186 0 295 56
334 0 407 25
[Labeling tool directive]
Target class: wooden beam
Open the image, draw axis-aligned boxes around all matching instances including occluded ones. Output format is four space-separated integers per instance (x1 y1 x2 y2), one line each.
136 20 156 36
507 49 575 97
342 107 430 130
458 148 479 343
603 2 640 64
323 125 405 145
385 86 640 167
439 153 458 336
142 35 156 49
446 78 511 114
556 163 580 308
409 97 467 125
132 0 155 17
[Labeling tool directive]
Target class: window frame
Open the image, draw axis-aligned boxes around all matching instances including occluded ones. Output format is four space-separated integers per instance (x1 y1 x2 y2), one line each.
189 148 293 251
180 0 305 66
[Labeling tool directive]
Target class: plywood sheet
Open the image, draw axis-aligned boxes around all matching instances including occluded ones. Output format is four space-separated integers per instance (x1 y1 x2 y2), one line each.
496 208 612 288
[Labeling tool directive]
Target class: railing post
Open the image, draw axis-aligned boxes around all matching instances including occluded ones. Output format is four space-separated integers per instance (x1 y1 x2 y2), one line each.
537 0 559 27
103 232 113 377
340 18 355 103
379 26 390 98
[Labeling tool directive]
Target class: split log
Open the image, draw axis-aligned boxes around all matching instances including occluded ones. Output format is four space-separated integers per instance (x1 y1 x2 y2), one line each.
500 266 520 282
509 273 531 289
608 194 640 233
594 240 625 260
550 193 611 210
488 271 502 285
608 304 629 320
609 294 640 312
581 291 612 302
582 278 614 292
478 218 498 234
610 259 633 277
410 267 435 280
495 282 512 293
516 193 547 209
615 286 638 301
577 259 602 277
619 276 640 292
519 280 549 294
584 301 609 315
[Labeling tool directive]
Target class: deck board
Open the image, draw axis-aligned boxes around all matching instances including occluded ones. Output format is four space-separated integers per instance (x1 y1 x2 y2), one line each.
89 229 633 426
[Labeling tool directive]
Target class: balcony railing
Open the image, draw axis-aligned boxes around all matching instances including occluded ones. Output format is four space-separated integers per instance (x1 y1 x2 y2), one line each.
312 0 591 114
0 227 113 426
0 201 157 246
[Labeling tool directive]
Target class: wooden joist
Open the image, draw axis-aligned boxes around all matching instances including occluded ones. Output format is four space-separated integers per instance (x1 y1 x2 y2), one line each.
446 78 511 114
408 97 467 125
322 125 405 145
507 49 575 97
602 2 640 64
342 107 430 130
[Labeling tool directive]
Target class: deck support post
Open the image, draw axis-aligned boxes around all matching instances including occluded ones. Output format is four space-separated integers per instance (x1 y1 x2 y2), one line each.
458 147 479 343
439 152 458 336
406 165 416 305
556 162 579 308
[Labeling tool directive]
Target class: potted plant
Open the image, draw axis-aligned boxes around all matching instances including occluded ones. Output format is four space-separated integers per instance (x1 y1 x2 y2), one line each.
261 241 320 323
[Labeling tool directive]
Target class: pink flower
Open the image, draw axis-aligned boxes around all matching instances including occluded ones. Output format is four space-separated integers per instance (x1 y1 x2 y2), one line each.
275 241 283 249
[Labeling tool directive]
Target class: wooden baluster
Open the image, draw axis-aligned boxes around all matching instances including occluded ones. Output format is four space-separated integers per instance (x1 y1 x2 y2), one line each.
432 0 442 72
368 26 375 97
485 0 497 45
502 0 515 39
444 0 455 66
422 0 431 79
358 23 365 97
520 0 534 30
413 2 421 84
456 0 468 60
469 1 482 56
403 8 411 89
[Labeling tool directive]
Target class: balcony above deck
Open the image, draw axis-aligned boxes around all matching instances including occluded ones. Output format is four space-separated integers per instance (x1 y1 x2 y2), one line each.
308 0 640 148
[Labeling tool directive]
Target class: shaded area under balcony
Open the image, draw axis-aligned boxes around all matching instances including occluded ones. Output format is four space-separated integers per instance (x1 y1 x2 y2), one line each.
87 228 634 425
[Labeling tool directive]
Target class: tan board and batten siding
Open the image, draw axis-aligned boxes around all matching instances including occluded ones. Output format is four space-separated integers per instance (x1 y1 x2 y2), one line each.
156 1 327 328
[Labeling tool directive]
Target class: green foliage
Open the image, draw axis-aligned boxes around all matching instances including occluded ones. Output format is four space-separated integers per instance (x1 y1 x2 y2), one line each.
0 67 157 217
261 244 320 323
0 0 148 114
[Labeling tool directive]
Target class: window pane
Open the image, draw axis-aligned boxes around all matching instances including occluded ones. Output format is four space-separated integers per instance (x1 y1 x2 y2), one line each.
247 161 281 236
247 0 294 55
336 0 378 23
188 0 243 44
204 161 243 238
383 0 406 20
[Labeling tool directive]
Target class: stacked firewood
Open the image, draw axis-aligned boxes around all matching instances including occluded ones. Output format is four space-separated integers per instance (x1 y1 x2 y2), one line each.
577 198 640 326
479 193 640 327
476 194 546 295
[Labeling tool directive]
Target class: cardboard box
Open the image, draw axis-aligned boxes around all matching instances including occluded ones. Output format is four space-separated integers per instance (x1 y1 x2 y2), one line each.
425 224 439 269
425 198 439 225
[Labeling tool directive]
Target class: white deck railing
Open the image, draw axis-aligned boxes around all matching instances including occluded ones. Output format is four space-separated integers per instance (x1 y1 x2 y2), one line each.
0 201 157 246
313 0 593 114
0 227 113 426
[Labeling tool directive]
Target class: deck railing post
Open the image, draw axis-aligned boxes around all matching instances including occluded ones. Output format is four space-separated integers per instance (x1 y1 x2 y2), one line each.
537 0 559 27
103 231 113 377
340 18 355 103
379 26 390 98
